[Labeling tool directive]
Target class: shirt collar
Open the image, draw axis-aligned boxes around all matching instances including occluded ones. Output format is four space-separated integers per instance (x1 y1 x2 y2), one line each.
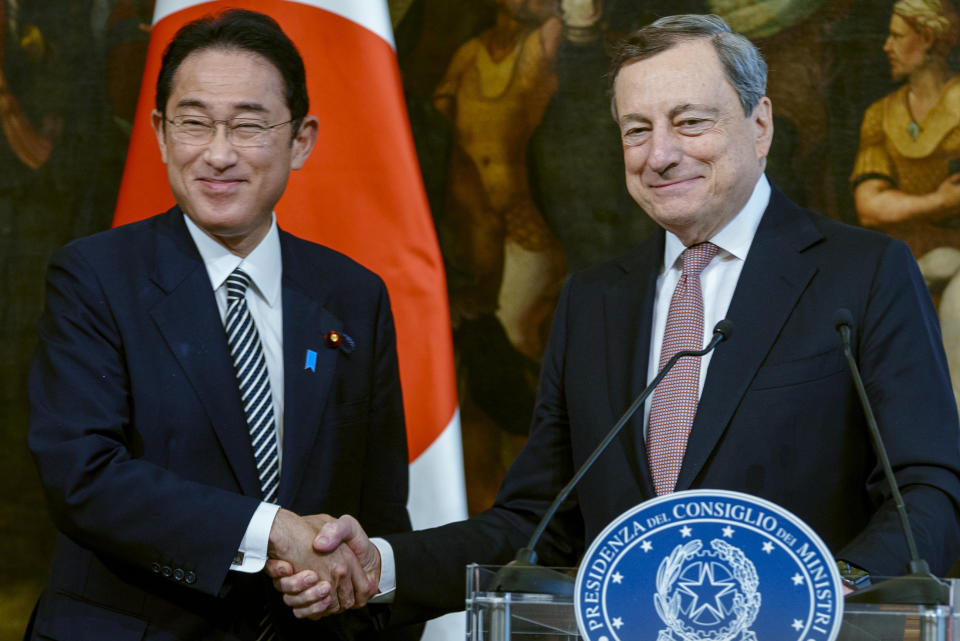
183 213 283 307
662 174 771 271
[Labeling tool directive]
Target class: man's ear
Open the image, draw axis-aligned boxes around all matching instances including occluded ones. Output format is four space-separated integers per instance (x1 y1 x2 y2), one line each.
151 110 169 164
752 96 774 161
290 115 319 170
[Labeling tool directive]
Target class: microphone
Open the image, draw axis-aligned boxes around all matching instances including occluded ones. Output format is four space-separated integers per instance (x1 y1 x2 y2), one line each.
490 319 734 595
833 308 949 605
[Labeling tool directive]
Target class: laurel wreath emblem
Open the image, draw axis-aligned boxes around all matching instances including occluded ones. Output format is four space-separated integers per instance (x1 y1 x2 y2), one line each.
654 539 761 641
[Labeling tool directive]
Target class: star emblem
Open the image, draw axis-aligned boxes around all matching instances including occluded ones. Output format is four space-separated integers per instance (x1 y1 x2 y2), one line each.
792 573 805 586
612 617 624 629
612 572 623 584
676 562 736 625
641 540 653 552
792 619 804 631
680 525 692 538
722 526 734 538
762 541 774 553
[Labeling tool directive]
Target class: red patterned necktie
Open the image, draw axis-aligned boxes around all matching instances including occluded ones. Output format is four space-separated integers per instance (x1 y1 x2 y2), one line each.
647 242 720 496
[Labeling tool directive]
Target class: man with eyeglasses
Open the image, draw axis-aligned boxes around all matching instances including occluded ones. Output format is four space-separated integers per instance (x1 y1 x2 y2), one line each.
26 9 417 641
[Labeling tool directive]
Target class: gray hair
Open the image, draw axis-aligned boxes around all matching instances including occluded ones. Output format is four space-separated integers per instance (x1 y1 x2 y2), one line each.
609 14 767 119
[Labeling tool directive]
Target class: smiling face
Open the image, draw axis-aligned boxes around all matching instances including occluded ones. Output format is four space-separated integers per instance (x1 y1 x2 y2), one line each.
613 39 773 245
884 14 933 80
151 47 318 256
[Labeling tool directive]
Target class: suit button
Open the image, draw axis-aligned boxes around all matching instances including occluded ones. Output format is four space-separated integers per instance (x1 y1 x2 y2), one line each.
161 565 172 577
185 571 197 585
151 562 161 574
173 568 184 581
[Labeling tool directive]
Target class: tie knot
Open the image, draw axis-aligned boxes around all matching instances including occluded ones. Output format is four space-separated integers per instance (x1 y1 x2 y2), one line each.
681 242 719 277
226 268 252 303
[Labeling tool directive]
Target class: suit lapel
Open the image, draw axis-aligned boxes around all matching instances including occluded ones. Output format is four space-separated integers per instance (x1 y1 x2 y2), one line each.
148 209 263 497
277 234 341 505
675 190 824 491
602 234 663 500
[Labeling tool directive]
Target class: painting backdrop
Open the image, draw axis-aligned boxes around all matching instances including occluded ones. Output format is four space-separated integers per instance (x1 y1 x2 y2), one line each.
2 0 956 638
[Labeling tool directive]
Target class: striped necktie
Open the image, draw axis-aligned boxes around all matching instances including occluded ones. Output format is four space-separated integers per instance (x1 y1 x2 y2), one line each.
225 268 279 503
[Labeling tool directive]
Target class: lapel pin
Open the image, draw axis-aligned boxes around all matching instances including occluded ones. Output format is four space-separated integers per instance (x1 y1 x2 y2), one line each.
304 349 317 372
325 330 355 354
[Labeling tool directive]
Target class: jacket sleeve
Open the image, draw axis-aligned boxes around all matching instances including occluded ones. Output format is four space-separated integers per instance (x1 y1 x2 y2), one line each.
837 239 960 577
385 277 583 623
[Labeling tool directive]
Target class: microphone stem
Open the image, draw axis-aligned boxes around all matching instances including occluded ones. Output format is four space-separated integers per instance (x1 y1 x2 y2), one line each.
521 331 725 559
839 326 923 566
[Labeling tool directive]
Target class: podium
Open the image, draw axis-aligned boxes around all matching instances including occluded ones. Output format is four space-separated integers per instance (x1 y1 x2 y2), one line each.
465 564 960 641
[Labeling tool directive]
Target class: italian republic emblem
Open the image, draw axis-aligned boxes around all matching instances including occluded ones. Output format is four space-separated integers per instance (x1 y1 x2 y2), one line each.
574 490 843 641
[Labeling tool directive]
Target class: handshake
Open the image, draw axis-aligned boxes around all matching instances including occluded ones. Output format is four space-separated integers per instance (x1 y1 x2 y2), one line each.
265 509 378 620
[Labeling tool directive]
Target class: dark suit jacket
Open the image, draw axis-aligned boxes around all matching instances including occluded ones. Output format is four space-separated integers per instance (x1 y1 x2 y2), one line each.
28 208 416 640
386 187 960 621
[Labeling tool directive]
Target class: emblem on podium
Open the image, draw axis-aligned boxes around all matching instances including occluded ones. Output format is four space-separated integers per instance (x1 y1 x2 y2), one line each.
574 490 843 641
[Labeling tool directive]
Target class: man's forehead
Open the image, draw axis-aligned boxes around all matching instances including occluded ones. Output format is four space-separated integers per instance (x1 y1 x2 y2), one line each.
620 39 722 83
170 47 281 86
171 97 269 114
614 41 736 114
166 48 285 108
619 102 720 122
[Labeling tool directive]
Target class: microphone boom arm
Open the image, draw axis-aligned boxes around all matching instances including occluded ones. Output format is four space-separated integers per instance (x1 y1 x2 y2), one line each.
490 321 731 594
834 310 949 605
518 328 728 563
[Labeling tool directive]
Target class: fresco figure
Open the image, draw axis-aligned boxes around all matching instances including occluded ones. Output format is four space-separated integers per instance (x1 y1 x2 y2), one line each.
430 0 602 513
433 0 567 361
853 0 960 253
0 0 53 169
851 0 960 405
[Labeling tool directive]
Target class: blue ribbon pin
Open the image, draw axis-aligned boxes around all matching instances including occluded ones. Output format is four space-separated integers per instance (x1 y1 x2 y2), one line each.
304 349 318 372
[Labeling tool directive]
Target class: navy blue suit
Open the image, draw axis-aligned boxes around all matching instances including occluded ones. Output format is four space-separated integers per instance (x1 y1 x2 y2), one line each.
28 208 414 640
386 188 960 621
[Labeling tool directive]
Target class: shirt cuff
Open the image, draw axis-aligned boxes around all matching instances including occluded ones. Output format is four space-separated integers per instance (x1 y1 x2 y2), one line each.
369 537 396 603
231 502 281 573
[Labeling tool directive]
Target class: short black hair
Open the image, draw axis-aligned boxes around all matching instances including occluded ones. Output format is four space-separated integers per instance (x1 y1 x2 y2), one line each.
155 9 308 130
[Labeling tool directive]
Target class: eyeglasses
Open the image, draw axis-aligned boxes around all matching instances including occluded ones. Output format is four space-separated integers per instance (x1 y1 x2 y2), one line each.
164 115 295 147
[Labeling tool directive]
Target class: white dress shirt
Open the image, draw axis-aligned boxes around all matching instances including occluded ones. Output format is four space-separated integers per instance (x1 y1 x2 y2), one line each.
183 214 284 573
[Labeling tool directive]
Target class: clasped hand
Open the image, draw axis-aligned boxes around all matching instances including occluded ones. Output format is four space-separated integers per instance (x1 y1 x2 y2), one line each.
266 509 379 619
